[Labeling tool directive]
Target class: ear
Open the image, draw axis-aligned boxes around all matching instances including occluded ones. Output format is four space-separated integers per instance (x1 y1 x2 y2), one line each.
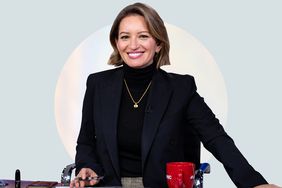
155 45 162 53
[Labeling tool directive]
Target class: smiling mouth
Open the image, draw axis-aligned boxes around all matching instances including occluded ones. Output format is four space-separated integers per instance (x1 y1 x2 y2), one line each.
127 52 143 59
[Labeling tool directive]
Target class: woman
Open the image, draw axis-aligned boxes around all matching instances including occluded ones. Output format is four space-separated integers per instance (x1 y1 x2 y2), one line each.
71 3 280 188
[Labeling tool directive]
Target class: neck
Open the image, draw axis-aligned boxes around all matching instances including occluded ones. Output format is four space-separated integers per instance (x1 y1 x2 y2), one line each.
123 62 156 87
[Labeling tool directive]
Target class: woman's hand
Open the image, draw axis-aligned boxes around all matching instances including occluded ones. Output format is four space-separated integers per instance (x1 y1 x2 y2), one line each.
70 168 99 188
254 184 281 188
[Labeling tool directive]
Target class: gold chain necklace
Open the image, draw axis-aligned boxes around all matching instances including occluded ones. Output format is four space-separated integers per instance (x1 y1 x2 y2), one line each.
123 79 152 108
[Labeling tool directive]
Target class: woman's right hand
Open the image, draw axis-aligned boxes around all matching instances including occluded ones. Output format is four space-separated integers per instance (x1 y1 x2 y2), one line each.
70 168 99 188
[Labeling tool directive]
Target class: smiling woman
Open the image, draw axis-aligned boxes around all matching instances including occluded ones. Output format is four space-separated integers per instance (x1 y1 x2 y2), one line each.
54 2 280 188
55 20 228 166
115 15 161 69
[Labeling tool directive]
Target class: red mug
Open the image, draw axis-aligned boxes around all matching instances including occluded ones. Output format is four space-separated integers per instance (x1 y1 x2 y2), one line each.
166 162 195 188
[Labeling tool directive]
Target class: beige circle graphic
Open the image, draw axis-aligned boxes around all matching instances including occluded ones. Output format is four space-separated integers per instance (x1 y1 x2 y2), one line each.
55 24 228 162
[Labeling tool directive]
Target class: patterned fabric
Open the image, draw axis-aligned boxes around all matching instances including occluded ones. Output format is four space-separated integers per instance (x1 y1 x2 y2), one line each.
121 177 144 188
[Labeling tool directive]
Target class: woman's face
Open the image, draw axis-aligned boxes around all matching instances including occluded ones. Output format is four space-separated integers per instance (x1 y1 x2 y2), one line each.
116 15 161 69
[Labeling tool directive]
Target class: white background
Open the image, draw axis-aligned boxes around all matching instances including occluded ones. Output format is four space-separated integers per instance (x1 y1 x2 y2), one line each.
0 0 281 187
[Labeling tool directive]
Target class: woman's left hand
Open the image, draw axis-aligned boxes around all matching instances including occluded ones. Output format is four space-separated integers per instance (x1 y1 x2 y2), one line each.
254 184 281 188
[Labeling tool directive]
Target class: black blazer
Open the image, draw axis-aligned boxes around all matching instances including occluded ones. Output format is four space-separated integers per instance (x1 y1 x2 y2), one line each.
75 67 267 187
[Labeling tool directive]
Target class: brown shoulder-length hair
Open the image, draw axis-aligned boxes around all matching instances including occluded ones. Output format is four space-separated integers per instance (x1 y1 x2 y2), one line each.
108 2 170 68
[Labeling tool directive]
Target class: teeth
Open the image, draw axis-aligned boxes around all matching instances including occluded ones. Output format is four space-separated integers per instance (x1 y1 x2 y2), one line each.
128 52 142 58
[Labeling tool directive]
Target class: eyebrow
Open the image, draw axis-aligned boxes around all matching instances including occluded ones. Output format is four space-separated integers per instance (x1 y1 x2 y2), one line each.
119 31 150 35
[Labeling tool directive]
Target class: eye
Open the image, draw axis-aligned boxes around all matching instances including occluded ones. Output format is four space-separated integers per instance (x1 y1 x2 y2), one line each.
119 35 129 40
139 34 149 40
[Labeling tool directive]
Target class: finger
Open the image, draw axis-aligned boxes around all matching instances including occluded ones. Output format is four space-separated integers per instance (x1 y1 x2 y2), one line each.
70 180 76 188
89 170 97 177
89 180 98 186
79 180 85 188
80 169 87 180
75 180 80 188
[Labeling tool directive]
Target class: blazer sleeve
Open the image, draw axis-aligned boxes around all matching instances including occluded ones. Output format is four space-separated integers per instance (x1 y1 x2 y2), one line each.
185 76 268 187
75 74 104 176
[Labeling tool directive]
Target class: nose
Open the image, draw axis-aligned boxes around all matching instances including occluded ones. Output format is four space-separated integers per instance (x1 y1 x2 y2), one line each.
129 37 139 50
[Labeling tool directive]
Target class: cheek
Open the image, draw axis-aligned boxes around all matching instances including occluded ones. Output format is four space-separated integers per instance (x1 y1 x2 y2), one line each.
116 42 126 52
116 43 121 51
116 40 123 51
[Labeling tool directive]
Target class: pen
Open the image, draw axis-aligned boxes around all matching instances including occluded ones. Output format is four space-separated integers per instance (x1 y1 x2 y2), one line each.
75 176 104 181
15 169 21 188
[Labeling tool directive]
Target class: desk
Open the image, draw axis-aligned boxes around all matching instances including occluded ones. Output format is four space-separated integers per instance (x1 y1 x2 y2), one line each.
1 180 34 188
0 180 122 188
0 180 62 188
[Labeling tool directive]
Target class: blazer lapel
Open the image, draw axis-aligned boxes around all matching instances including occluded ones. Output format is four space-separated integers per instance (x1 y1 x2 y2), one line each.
141 70 172 169
99 68 123 178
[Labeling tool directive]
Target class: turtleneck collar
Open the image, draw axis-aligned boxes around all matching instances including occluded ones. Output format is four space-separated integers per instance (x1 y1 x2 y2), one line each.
123 62 157 87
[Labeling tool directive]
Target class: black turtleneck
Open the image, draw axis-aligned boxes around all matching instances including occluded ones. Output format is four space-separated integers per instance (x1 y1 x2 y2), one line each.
118 62 156 177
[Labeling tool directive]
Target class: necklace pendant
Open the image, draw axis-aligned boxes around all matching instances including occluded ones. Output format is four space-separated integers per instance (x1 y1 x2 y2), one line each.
134 103 138 108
